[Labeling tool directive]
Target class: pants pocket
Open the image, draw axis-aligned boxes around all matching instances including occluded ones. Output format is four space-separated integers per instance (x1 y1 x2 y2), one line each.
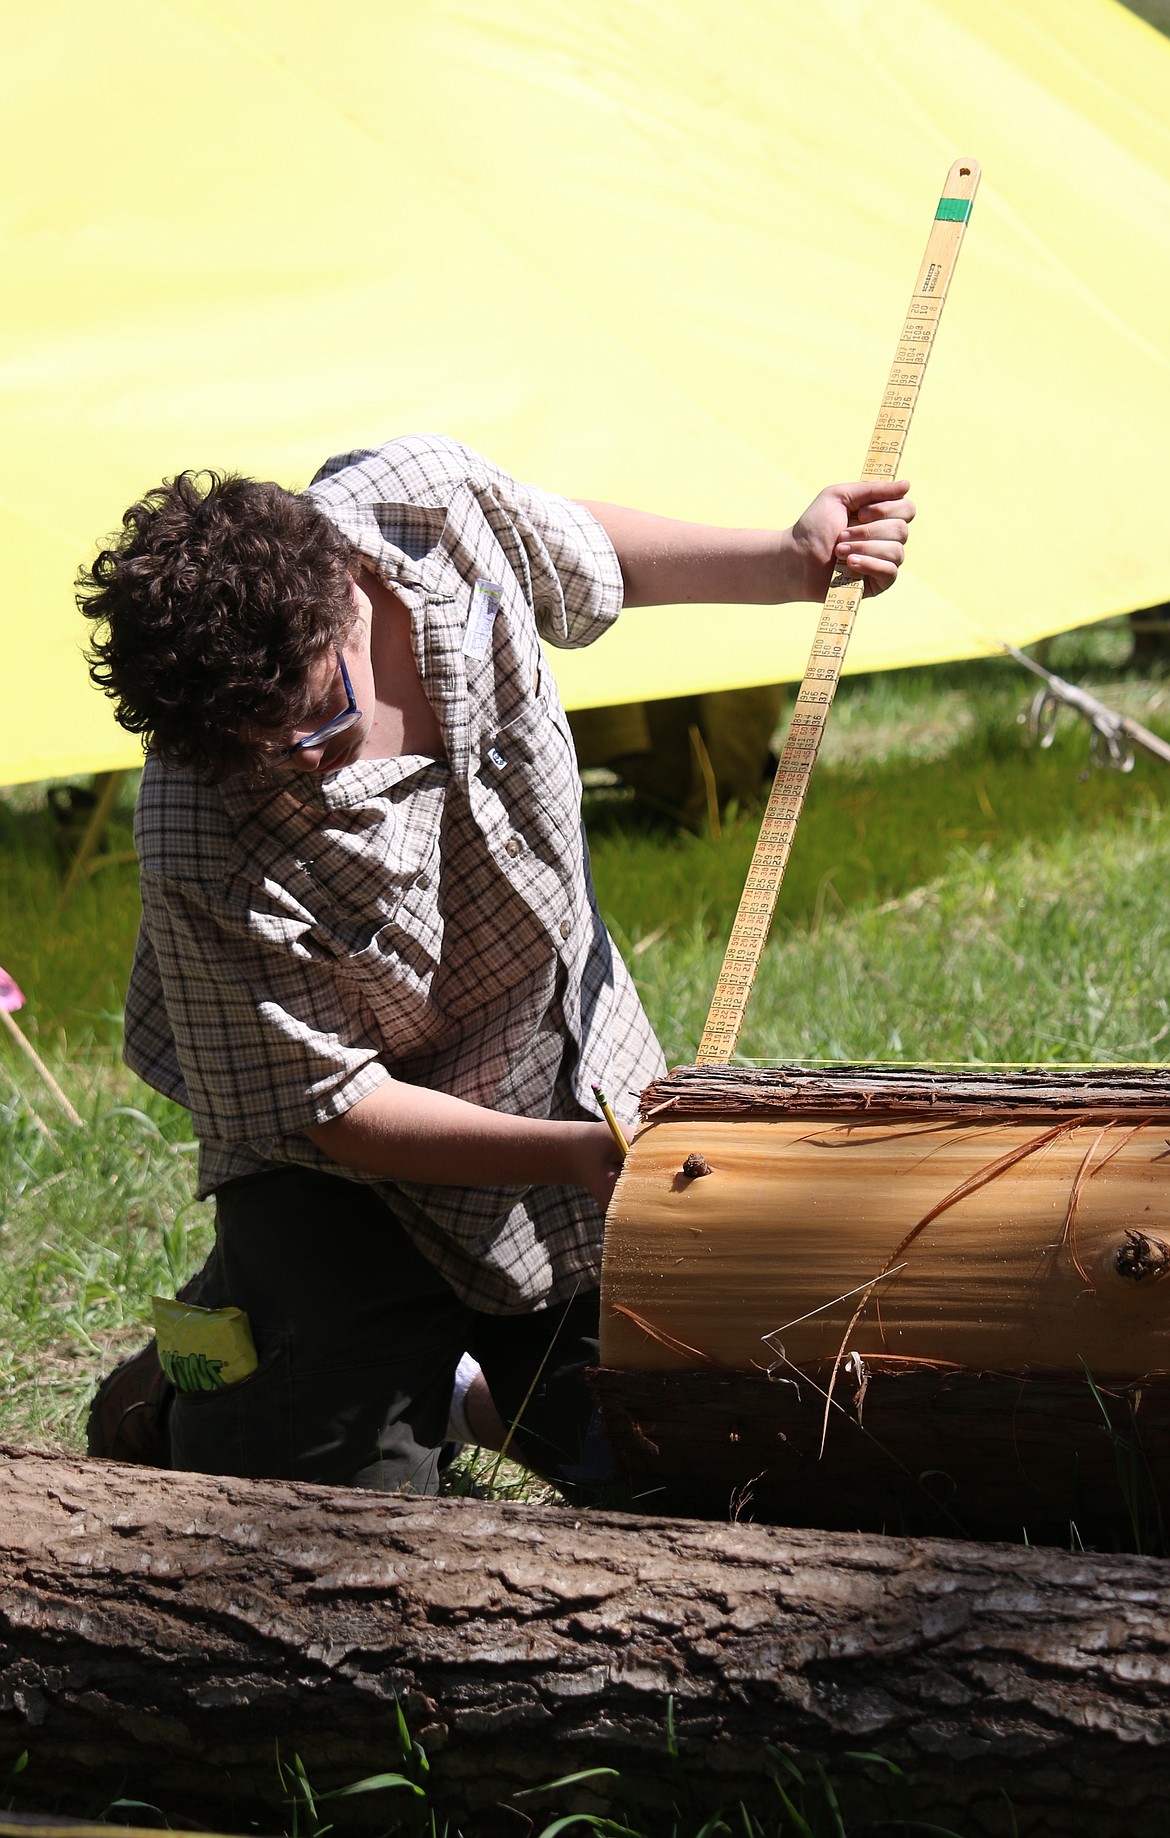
169 1334 293 1481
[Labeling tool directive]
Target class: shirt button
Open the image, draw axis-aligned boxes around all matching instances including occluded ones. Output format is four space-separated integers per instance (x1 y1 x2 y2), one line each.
416 873 430 889
505 837 522 858
559 919 572 940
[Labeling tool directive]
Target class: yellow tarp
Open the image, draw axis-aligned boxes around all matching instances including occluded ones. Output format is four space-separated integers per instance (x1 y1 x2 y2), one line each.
3 0 1169 786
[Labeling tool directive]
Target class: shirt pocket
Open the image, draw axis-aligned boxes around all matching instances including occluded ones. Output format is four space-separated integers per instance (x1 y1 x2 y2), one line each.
482 675 582 856
328 846 447 1061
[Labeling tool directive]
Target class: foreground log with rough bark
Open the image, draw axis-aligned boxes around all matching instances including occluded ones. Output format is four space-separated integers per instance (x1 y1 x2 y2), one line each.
600 1064 1170 1537
3 1449 1170 1836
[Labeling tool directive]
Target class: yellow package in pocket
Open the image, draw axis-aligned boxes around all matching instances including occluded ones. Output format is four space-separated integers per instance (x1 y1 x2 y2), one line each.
152 1295 259 1394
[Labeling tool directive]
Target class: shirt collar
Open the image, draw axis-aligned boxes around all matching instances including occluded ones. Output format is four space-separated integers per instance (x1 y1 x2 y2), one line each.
324 500 457 602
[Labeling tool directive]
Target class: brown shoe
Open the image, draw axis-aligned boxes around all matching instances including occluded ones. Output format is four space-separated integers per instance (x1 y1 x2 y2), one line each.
87 1338 173 1466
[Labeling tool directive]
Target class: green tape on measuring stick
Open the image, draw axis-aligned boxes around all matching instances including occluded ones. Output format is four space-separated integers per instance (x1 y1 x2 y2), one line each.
935 196 972 222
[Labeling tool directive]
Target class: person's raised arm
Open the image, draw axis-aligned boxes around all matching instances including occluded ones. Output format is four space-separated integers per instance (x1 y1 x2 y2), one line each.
581 479 914 609
306 1078 622 1210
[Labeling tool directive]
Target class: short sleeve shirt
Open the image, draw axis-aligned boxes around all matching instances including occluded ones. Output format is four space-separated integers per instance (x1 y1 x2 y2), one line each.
124 435 666 1313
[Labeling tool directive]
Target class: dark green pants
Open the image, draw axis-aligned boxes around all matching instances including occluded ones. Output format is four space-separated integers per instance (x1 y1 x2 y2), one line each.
169 1166 606 1493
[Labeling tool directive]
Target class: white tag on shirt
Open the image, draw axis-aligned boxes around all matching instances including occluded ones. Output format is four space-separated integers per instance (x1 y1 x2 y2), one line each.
462 578 504 662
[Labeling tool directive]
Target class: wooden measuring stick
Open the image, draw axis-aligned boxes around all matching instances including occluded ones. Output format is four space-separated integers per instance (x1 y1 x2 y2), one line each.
696 158 980 1066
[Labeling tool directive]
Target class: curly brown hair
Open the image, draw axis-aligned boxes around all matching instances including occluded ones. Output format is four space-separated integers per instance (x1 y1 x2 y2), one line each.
78 471 357 777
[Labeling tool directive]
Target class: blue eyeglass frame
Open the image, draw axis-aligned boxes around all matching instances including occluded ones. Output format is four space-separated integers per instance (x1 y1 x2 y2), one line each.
286 649 362 756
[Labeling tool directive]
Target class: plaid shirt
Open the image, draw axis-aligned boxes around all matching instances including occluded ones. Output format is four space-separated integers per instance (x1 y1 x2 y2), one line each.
125 435 665 1313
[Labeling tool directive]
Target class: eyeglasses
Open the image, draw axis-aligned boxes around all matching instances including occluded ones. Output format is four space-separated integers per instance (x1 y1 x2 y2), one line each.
285 649 362 757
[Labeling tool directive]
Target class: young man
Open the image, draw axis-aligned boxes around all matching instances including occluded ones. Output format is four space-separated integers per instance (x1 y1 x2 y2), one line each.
80 434 913 1493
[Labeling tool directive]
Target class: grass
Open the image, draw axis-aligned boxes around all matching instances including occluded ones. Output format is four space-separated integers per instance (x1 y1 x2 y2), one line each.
5 1692 965 1838
588 632 1170 1067
4 627 1170 1465
263 1715 964 1838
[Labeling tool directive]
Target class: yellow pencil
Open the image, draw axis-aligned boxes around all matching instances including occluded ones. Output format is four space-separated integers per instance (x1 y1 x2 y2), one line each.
591 1081 630 1157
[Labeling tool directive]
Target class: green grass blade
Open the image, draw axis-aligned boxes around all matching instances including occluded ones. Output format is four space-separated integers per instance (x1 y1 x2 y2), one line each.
514 1768 622 1798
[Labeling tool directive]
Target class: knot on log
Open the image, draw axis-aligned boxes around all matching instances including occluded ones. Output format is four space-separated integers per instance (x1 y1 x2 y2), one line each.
1115 1229 1170 1282
680 1152 711 1179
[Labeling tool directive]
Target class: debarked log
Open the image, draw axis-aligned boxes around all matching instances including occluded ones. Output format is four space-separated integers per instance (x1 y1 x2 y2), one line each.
599 1063 1170 1540
3 1448 1170 1837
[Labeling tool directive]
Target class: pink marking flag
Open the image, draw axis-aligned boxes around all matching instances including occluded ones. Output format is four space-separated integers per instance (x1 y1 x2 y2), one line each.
0 964 25 1013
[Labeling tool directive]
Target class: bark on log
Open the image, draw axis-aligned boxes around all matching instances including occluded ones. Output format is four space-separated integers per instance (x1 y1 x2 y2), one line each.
3 1449 1170 1837
639 1062 1170 1122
